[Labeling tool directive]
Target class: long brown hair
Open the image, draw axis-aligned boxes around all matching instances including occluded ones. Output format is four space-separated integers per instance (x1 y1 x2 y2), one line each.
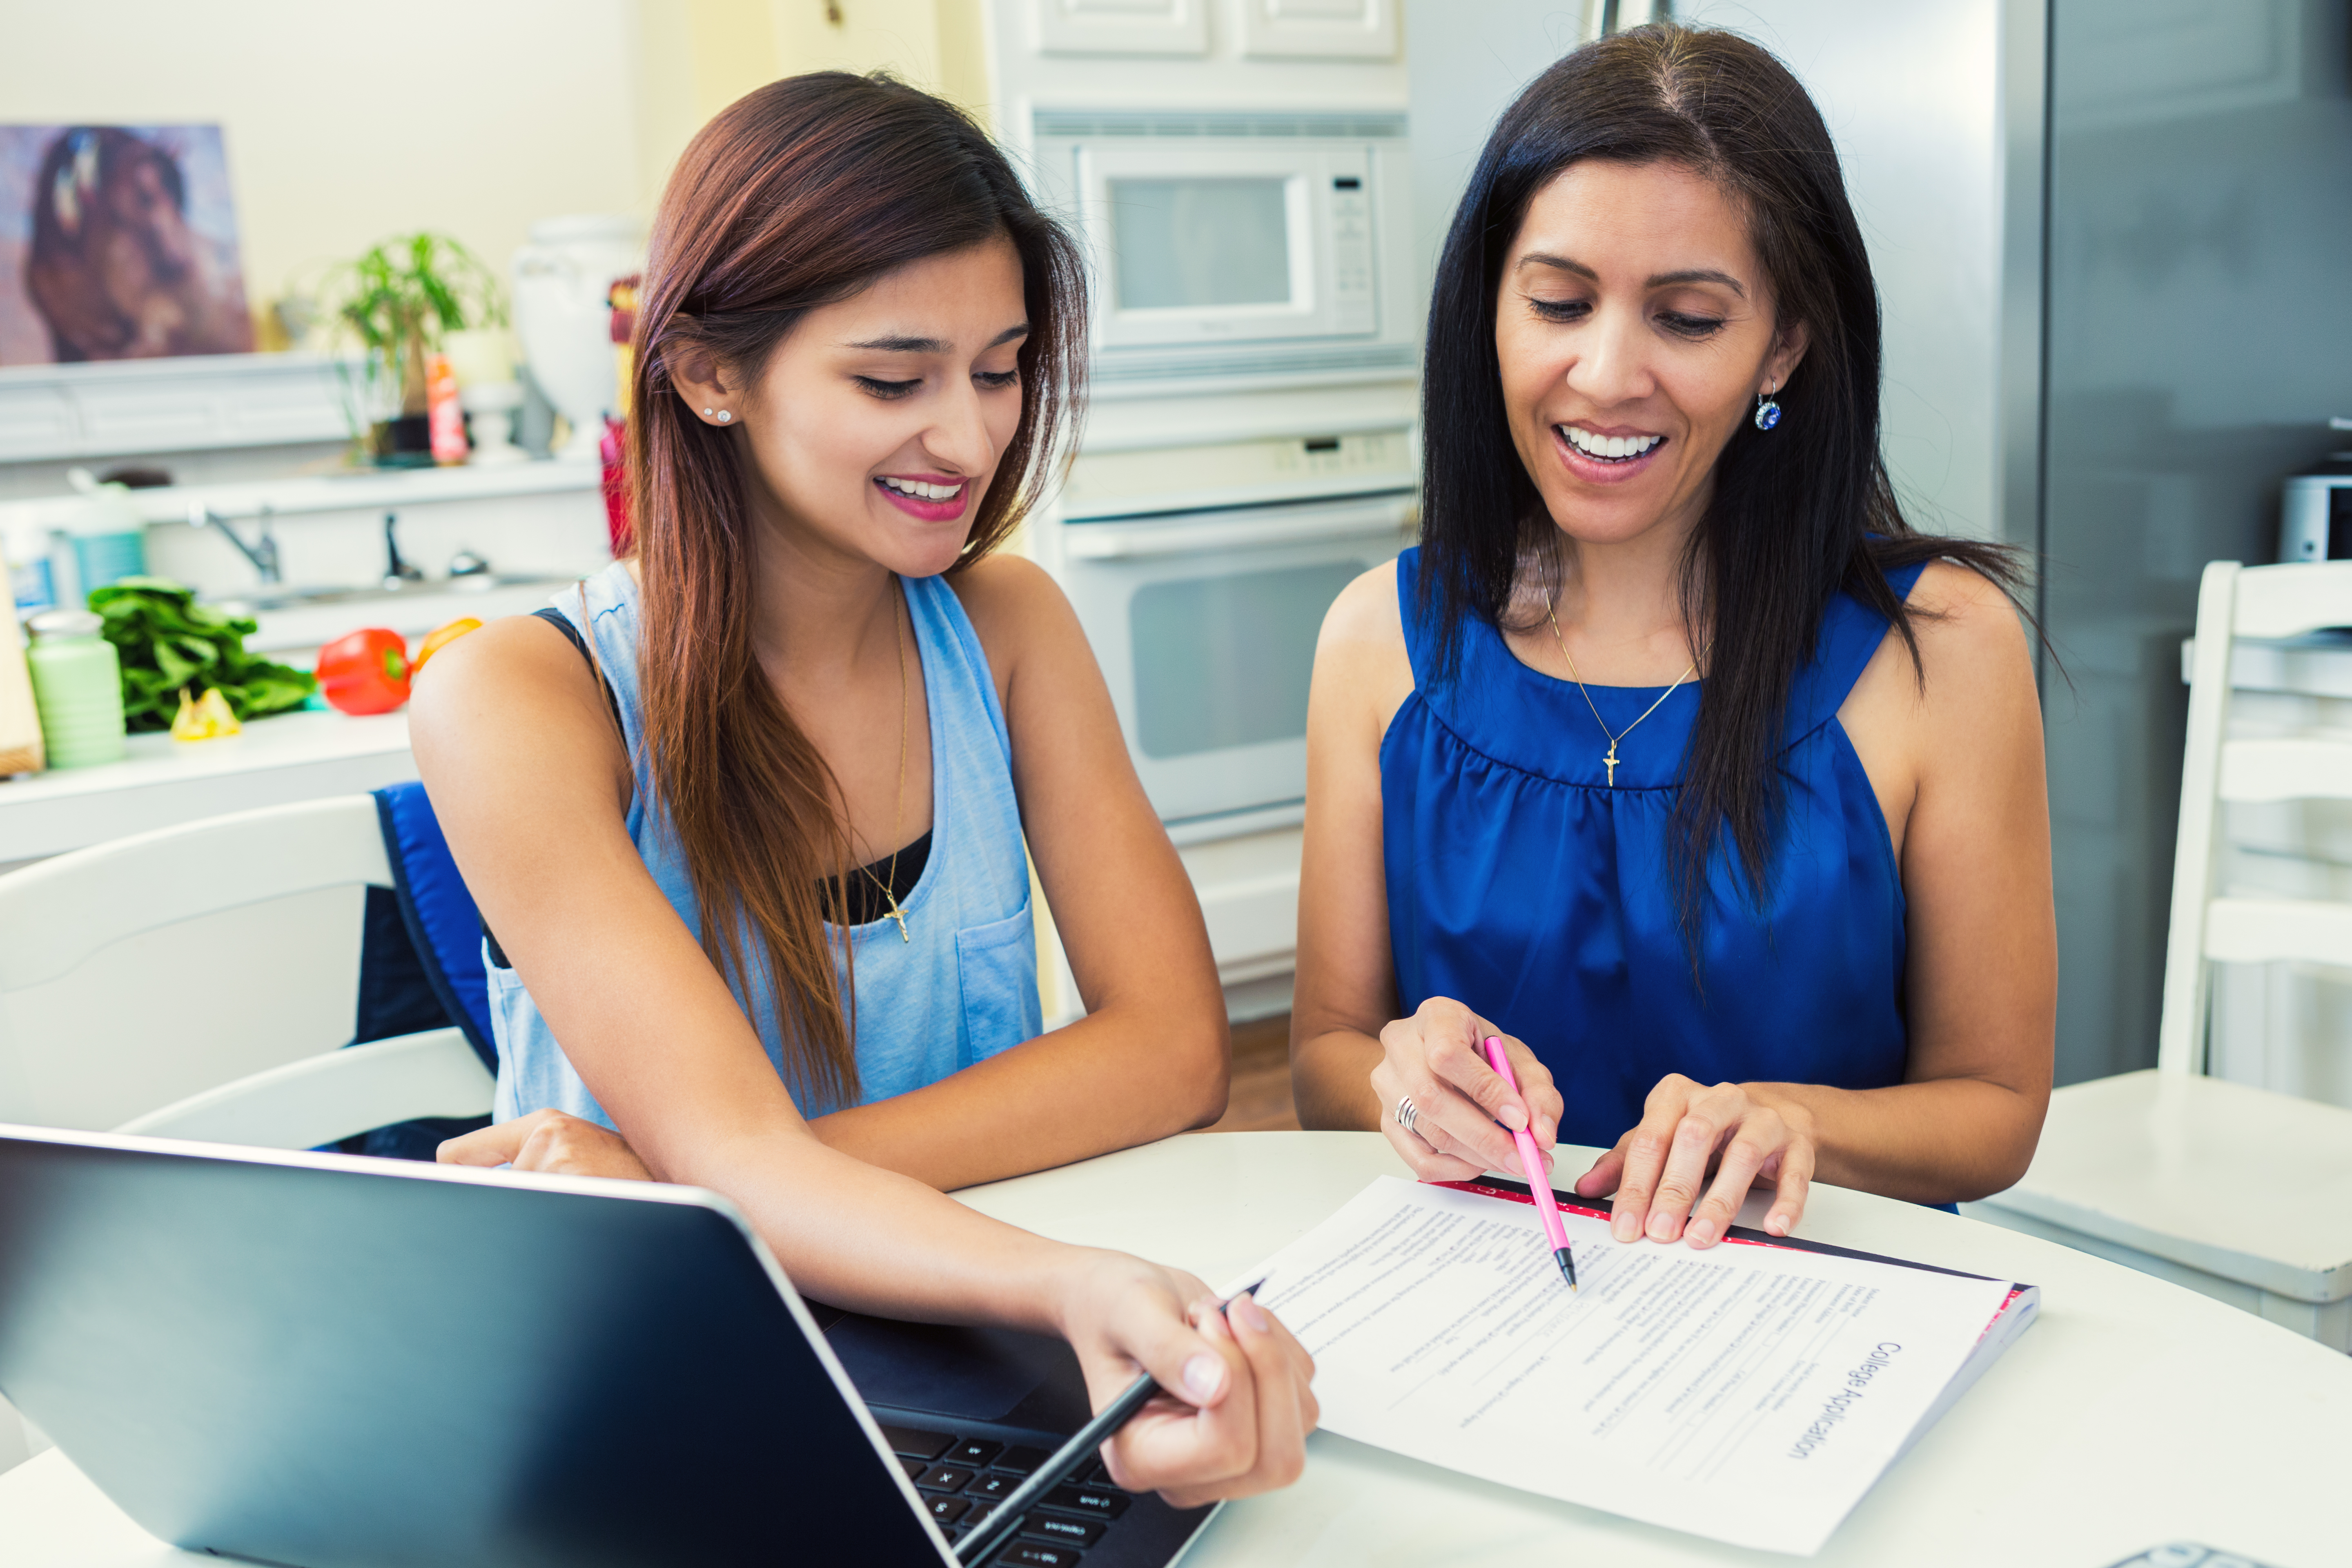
628 73 1086 1109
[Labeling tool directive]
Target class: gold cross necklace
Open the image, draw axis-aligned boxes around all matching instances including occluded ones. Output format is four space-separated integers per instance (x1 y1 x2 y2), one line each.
1545 590 1699 788
856 585 912 941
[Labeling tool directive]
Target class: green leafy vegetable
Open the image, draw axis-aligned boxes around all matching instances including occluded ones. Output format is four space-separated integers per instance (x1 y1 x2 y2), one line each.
87 577 316 733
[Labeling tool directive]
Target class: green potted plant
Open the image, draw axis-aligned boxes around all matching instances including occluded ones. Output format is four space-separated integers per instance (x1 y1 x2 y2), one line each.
317 233 505 468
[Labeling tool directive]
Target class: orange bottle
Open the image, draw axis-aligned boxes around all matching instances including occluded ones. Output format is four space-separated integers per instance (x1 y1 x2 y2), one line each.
427 352 468 466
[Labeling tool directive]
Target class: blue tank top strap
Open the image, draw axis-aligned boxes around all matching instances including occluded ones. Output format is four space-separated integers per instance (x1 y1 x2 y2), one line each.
1780 556 1929 747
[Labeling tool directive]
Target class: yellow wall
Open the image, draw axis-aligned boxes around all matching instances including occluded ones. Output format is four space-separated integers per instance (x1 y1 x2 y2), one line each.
0 0 644 325
0 0 992 326
634 0 994 212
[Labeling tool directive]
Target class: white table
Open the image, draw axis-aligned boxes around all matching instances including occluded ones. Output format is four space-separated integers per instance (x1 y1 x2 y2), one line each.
4 1133 2348 1567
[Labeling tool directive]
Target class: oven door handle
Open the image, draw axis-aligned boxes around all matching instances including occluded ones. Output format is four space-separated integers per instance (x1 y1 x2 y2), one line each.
1060 494 1417 560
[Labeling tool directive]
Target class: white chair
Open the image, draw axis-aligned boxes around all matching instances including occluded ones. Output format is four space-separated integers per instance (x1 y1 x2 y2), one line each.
0 795 494 1149
0 795 497 1474
1971 560 2352 1350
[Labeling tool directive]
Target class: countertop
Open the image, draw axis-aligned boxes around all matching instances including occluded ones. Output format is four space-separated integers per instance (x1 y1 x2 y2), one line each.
0 710 414 866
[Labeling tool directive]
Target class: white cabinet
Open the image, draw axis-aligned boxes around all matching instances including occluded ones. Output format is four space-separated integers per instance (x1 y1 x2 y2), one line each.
1031 0 1209 56
1240 0 1396 60
0 354 347 463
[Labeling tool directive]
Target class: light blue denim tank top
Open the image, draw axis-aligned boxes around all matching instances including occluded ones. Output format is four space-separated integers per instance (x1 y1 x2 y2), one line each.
488 561 1042 1125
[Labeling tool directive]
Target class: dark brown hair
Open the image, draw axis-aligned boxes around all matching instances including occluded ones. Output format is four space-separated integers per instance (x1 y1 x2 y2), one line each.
1418 23 2027 949
628 73 1086 1107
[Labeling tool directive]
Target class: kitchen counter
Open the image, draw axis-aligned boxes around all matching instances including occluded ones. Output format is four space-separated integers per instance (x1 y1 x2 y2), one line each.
0 710 414 869
235 577 575 656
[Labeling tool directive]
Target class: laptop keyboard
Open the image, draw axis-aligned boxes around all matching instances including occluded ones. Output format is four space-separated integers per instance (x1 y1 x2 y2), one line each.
882 1423 1134 1565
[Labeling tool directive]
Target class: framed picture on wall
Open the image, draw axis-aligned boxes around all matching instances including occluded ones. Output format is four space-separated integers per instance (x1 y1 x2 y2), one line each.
0 124 254 365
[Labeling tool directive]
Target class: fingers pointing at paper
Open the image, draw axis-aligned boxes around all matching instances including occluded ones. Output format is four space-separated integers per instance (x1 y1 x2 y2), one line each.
1573 1075 1818 1246
1370 996 1562 1184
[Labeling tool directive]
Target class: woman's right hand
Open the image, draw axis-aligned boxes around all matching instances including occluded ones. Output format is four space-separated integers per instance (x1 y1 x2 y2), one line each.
1369 996 1561 1183
1054 1252 1317 1508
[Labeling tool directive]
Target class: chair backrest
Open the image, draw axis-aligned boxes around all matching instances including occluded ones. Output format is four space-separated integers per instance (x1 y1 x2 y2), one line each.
2158 559 2352 1073
0 795 460 1134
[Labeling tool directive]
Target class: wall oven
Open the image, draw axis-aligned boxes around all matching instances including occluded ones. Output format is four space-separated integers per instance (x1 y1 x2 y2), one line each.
1044 428 1417 830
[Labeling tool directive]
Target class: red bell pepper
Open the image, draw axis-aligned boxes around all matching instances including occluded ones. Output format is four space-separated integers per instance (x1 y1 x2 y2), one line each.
316 627 411 715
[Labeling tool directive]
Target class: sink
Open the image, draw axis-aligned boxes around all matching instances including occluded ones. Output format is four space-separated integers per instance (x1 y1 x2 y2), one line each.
211 574 572 615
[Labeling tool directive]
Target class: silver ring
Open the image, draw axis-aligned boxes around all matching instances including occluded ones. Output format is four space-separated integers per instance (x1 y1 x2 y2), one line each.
1395 1094 1420 1136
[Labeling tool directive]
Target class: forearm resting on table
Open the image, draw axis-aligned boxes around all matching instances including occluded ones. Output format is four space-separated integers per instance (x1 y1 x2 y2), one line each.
1289 1027 1386 1132
647 1119 1083 1330
1748 1076 2045 1205
810 1002 1230 1192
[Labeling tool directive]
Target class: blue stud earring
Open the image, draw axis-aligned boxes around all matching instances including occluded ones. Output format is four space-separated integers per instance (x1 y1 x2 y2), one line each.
1754 385 1782 431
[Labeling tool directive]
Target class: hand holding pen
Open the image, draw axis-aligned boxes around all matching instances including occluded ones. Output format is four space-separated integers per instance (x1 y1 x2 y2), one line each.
956 1258 1318 1561
1370 996 1564 1186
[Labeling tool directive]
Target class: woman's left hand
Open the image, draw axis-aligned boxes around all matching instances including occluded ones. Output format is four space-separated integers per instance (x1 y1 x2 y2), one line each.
437 1109 655 1181
1572 1075 1815 1246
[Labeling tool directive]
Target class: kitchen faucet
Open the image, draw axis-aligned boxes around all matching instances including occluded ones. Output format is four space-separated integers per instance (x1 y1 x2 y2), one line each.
382 512 425 590
189 503 281 585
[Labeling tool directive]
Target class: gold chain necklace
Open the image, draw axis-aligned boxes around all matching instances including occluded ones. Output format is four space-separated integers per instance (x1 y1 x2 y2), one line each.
856 585 912 941
1545 591 1699 788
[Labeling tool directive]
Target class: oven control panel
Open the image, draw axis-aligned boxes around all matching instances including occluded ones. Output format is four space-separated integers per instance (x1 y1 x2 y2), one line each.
1060 428 1414 521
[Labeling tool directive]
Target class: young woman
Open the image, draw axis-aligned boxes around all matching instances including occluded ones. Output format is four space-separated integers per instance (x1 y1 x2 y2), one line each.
1291 24 2056 1249
413 74 1313 1503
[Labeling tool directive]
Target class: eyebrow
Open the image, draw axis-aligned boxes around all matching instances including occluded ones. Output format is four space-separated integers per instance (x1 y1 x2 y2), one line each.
1516 253 1747 298
846 323 1031 352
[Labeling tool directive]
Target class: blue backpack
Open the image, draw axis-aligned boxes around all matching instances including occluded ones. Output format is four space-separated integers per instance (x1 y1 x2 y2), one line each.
341 781 498 1159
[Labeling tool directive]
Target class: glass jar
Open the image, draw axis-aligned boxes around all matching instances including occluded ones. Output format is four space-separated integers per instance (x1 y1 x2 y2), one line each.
27 609 126 769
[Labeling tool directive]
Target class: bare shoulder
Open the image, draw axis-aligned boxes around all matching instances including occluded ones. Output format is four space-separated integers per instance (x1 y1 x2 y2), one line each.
944 551 1072 640
407 612 624 782
1320 557 1405 651
1312 557 1415 735
1902 559 2033 693
941 552 1086 706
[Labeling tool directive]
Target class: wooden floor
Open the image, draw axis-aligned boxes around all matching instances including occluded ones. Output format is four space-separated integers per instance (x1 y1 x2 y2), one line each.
1198 1013 1303 1133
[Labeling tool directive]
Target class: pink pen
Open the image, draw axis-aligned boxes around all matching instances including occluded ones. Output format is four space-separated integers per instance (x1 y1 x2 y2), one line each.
1482 1036 1577 1292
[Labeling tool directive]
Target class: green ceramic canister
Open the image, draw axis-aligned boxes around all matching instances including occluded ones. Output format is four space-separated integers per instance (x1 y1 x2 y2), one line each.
27 609 126 768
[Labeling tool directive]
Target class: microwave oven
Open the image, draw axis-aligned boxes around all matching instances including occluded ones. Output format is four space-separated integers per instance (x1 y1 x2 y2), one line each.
1027 108 1419 390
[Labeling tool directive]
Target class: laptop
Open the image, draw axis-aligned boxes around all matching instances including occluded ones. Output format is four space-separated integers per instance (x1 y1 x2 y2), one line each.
0 1125 1218 1568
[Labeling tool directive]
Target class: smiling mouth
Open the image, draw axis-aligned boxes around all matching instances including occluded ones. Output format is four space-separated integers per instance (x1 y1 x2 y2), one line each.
1559 426 1665 463
878 475 965 501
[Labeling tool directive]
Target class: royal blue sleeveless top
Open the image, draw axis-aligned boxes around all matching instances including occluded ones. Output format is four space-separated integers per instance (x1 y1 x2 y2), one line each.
1383 546 1925 1149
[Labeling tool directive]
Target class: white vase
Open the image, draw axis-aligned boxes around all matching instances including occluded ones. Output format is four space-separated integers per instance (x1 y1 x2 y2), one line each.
459 381 529 466
512 215 645 462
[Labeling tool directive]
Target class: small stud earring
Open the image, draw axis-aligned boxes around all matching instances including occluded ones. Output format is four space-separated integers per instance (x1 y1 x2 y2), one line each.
702 407 713 416
1753 385 1782 431
716 410 732 424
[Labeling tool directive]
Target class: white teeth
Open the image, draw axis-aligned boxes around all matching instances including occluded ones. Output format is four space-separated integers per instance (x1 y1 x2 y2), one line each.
881 476 962 500
1562 427 1661 461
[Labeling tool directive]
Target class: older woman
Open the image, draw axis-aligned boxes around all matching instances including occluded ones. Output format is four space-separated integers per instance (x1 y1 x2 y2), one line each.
1290 23 2054 1248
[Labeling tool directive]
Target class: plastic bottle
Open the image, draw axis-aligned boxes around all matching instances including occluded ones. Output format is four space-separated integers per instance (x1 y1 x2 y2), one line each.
56 477 149 594
27 609 126 769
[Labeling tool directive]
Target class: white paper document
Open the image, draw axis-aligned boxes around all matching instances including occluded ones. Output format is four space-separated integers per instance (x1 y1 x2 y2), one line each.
1247 1177 2035 1556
